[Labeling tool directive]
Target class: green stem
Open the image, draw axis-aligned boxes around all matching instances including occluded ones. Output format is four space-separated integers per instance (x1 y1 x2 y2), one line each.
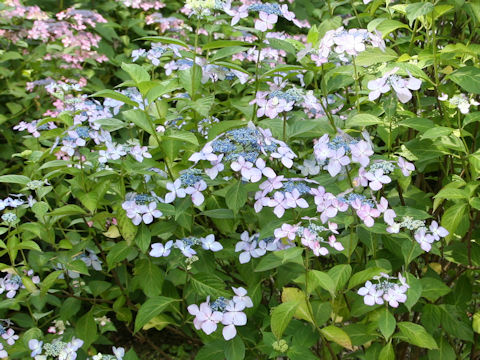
352 57 360 112
319 67 337 132
304 250 338 359
252 35 264 123
191 17 201 101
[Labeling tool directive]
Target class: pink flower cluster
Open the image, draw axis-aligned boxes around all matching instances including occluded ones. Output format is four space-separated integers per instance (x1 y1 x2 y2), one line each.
1 1 108 68
117 0 165 11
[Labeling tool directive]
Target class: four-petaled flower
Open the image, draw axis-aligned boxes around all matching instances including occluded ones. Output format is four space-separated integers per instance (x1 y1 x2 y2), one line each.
150 240 173 257
365 169 391 191
254 11 278 32
165 179 187 204
185 180 207 206
201 234 223 252
188 298 223 335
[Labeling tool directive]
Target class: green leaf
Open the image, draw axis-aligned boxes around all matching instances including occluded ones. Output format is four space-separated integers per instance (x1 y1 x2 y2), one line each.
124 348 140 360
397 322 438 349
379 343 395 360
195 341 225 360
48 205 87 217
428 337 456 360
0 175 30 185
88 281 112 297
355 47 398 66
328 264 352 291
40 270 62 296
261 65 304 78
211 46 249 61
309 270 336 296
401 240 424 266
405 2 434 26
448 66 480 94
202 40 251 50
346 114 382 127
135 223 151 254
225 336 245 360
190 273 229 298
178 66 202 98
76 310 98 349
267 38 297 55
420 277 451 302
207 120 247 140
121 63 150 83
134 259 164 298
473 312 480 334
434 187 468 201
22 328 43 348
165 129 199 145
68 260 89 276
146 79 181 103
441 202 469 239
378 308 396 340
191 95 214 117
134 296 176 333
375 19 410 37
255 247 303 272
348 267 386 290
116 207 138 244
123 109 155 135
404 274 422 311
91 89 138 107
137 36 189 49
200 209 234 219
271 301 300 339
225 180 248 213
106 242 132 269
421 126 453 140
320 325 353 350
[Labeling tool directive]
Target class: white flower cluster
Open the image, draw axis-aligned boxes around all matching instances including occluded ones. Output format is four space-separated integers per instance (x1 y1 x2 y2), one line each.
439 93 480 114
367 67 422 103
299 27 385 65
149 234 222 258
357 273 409 308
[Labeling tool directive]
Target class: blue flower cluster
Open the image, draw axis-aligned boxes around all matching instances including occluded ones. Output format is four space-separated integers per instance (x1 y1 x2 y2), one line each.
369 161 395 174
211 296 228 311
248 3 282 16
182 237 201 246
180 169 204 186
210 127 279 163
283 181 311 194
134 194 155 205
338 193 375 207
327 136 358 152
269 89 304 103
